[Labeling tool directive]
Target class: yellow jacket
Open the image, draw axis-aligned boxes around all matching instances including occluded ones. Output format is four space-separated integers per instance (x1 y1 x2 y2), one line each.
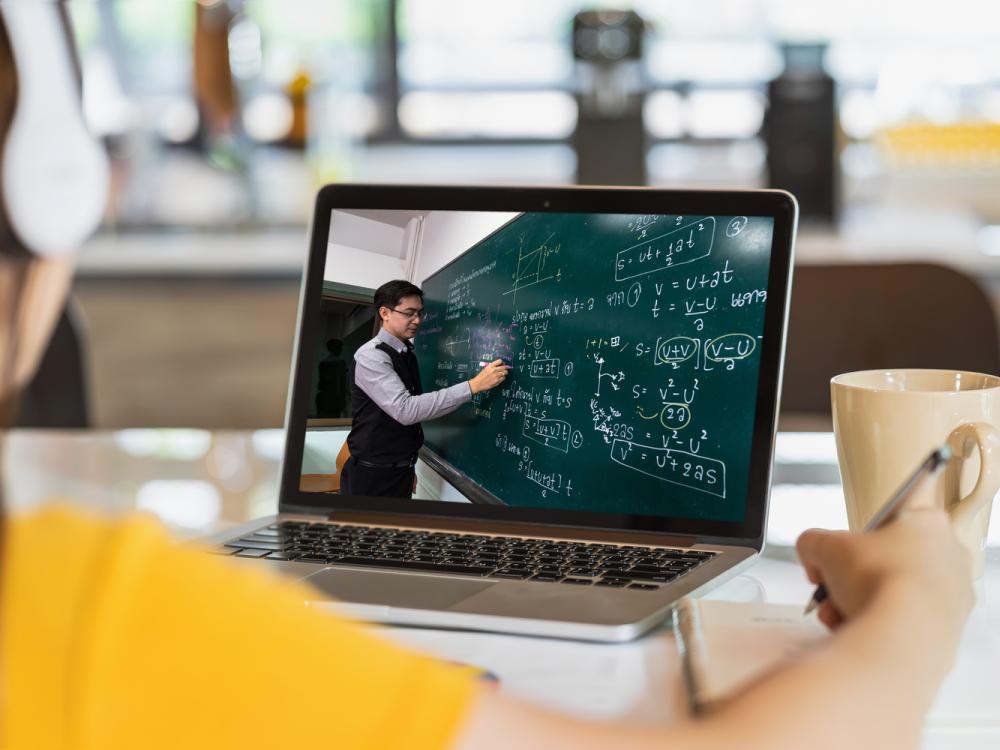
1 507 477 749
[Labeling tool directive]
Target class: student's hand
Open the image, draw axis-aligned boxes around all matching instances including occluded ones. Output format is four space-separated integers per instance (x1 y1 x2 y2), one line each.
469 360 508 394
797 510 974 638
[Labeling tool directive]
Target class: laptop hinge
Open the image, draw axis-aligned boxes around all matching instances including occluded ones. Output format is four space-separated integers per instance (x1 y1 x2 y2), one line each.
326 510 698 548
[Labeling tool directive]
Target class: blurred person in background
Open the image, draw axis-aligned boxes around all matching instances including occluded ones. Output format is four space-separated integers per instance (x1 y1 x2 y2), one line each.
315 337 348 418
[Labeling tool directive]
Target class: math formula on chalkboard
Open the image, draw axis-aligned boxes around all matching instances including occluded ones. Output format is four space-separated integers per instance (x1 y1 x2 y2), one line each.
417 212 774 522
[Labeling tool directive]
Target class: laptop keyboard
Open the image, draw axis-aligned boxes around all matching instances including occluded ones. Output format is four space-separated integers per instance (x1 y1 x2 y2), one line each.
214 521 716 591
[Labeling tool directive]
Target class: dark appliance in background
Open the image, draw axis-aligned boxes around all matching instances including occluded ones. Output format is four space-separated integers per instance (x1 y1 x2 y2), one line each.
571 10 647 186
764 44 838 223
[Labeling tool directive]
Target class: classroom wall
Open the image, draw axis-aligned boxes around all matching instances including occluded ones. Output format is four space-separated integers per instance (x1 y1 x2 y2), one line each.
413 210 519 284
324 211 409 287
322 209 520 290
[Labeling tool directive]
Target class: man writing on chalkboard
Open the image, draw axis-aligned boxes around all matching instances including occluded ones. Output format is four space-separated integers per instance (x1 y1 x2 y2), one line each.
341 279 508 499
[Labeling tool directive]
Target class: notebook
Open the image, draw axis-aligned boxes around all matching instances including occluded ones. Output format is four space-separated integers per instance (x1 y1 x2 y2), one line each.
673 597 1000 728
673 599 828 713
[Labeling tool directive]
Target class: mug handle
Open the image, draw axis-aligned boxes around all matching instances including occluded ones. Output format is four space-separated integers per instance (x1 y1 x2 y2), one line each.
945 422 1000 528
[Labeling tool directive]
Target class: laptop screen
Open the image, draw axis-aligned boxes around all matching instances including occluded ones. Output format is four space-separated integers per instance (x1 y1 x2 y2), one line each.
284 186 795 543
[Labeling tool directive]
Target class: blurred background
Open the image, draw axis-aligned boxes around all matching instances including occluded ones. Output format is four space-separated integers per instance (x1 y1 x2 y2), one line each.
21 0 1000 430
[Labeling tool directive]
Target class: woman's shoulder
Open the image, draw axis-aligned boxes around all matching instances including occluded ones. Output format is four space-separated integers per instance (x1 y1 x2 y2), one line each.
7 502 150 564
6 503 169 579
9 501 163 538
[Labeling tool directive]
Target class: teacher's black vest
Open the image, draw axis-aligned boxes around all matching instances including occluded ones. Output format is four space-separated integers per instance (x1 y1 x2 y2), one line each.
347 341 424 464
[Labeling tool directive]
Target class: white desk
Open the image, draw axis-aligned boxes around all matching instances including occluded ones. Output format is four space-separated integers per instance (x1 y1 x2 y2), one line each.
4 429 998 748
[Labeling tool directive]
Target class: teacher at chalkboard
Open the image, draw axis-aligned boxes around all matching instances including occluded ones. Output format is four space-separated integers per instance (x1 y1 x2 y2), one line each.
341 279 508 499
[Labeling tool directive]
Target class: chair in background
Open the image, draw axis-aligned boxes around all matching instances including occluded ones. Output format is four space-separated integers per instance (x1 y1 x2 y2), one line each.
299 439 350 493
15 299 90 428
780 263 1000 423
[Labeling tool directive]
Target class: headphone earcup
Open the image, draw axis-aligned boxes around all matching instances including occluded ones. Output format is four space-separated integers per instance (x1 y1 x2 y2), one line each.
0 4 108 258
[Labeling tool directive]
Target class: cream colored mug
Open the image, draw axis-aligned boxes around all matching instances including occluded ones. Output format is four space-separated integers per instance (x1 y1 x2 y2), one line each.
831 369 1000 577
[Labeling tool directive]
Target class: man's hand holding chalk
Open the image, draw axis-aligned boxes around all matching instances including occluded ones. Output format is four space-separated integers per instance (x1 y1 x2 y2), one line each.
469 358 509 394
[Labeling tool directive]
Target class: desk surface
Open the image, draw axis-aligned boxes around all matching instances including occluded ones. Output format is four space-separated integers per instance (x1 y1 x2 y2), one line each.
4 429 998 748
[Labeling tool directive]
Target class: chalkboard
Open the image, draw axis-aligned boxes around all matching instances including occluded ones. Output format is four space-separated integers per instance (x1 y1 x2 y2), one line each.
416 212 775 522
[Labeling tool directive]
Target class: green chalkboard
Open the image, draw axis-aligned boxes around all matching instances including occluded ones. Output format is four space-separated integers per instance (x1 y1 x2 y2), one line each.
416 212 774 522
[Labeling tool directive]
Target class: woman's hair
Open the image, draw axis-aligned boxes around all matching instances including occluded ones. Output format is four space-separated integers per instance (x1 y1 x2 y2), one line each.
0 11 22 427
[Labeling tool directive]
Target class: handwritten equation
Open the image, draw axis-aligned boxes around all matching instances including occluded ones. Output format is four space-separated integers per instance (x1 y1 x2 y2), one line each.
419 211 774 515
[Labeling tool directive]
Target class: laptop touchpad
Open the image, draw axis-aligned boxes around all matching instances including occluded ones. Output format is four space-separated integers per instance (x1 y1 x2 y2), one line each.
303 568 495 610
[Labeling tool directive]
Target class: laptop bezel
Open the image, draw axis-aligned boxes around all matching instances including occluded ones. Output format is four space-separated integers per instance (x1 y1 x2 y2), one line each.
278 184 797 551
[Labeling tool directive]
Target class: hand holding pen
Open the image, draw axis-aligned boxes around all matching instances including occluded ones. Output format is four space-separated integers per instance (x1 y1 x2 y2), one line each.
803 445 953 616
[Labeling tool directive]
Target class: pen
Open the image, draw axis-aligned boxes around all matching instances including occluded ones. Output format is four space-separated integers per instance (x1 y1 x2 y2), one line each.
803 444 952 616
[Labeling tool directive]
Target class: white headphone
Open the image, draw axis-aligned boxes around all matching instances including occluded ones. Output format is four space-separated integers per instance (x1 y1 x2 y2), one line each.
0 1 108 258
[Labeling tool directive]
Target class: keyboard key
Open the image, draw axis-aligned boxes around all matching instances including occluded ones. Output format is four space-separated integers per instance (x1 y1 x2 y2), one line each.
235 548 272 558
600 567 628 576
628 564 665 574
491 570 532 580
531 573 564 582
234 539 283 551
400 561 493 576
595 579 627 587
535 565 563 575
620 569 675 582
296 556 333 564
660 550 687 559
265 552 300 561
561 578 592 585
338 556 404 569
252 526 282 535
628 583 660 590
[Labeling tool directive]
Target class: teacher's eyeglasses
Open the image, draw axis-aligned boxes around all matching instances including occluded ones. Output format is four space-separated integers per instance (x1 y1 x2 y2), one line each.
388 307 425 321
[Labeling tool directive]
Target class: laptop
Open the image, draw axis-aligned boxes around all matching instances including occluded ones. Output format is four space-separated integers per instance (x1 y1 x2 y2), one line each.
216 184 797 642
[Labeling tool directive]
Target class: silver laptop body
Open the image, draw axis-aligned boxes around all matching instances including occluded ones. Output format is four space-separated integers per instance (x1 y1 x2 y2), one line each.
216 184 798 642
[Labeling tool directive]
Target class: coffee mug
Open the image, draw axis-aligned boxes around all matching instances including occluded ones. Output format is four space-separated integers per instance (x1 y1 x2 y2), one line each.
831 369 1000 577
